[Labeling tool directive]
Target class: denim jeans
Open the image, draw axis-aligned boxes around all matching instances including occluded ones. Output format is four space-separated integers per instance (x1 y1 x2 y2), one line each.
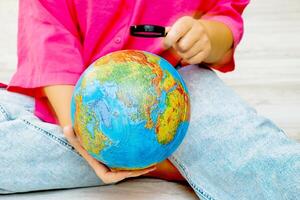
0 65 299 199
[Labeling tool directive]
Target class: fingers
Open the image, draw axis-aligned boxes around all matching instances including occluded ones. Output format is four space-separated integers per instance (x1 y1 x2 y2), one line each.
163 16 212 65
165 26 171 34
63 126 108 171
126 166 157 178
63 126 90 160
163 16 193 49
175 24 206 53
176 39 202 60
101 166 157 184
63 126 81 149
177 35 211 64
63 125 157 184
63 126 87 156
184 51 207 65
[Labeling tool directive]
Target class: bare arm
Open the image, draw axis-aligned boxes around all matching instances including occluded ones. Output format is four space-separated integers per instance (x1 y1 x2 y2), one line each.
42 85 74 127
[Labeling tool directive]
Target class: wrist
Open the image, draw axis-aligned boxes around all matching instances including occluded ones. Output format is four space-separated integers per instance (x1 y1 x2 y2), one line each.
198 19 233 64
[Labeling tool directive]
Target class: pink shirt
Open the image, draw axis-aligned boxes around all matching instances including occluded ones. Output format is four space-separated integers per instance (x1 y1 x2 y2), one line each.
1 0 249 124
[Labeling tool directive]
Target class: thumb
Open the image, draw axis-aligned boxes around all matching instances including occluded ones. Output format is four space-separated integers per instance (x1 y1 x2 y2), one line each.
165 26 171 34
163 26 172 49
63 125 84 151
63 125 77 141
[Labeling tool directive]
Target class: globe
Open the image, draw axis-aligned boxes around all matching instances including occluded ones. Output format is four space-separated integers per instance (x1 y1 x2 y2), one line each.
71 50 190 170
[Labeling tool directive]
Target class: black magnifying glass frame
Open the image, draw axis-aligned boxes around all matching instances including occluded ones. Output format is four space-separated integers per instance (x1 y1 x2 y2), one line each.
130 24 182 69
130 24 167 38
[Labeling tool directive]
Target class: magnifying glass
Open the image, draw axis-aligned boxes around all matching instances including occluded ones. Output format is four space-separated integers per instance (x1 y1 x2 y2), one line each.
130 24 167 38
130 24 182 69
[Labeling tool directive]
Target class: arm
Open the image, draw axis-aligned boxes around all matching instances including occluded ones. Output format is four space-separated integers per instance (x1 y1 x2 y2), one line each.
42 85 74 127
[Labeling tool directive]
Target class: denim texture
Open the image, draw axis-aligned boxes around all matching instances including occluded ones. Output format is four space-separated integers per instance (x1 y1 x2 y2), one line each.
0 65 299 199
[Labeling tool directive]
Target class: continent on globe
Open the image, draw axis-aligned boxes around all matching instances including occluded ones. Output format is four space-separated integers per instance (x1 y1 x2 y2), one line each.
71 50 190 170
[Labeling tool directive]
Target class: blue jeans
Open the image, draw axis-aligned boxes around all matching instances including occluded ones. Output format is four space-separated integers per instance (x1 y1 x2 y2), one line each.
0 65 299 199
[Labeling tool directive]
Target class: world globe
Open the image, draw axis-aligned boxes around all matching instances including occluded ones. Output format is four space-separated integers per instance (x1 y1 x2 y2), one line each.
71 50 190 170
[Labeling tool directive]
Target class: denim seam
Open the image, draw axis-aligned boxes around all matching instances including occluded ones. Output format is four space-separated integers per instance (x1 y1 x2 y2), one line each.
169 155 217 200
0 104 10 120
20 118 82 157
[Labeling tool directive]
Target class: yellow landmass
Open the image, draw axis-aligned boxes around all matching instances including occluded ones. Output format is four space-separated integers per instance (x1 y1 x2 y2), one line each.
144 95 158 129
86 50 191 135
162 70 177 92
155 83 190 144
74 94 111 155
90 51 164 129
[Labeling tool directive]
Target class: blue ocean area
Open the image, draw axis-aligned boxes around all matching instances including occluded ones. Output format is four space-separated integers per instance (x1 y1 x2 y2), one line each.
71 51 190 169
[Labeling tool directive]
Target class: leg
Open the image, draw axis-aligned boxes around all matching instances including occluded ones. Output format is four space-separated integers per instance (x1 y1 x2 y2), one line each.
0 89 107 194
166 65 300 200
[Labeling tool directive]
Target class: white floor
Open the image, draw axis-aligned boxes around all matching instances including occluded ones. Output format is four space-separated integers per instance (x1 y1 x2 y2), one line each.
0 0 299 199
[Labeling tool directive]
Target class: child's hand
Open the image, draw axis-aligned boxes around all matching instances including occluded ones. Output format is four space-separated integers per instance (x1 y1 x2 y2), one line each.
163 16 212 65
63 126 156 184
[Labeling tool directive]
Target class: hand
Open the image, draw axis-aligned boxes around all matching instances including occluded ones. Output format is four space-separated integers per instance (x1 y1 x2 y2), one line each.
63 126 156 184
163 16 212 65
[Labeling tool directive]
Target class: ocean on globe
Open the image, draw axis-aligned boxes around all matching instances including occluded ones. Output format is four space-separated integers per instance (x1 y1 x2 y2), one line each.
71 50 190 170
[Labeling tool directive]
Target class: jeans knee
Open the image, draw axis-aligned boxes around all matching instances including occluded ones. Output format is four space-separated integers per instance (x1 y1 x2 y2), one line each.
0 103 11 122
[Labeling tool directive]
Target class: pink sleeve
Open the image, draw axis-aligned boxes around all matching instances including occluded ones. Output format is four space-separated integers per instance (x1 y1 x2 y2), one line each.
16 0 83 89
201 0 250 72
